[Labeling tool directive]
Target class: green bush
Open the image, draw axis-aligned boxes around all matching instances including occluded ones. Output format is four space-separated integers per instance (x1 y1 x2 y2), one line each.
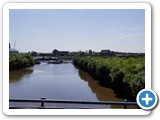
73 56 145 100
9 54 35 70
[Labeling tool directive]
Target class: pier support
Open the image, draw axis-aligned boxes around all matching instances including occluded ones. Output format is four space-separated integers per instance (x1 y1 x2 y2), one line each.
40 98 46 108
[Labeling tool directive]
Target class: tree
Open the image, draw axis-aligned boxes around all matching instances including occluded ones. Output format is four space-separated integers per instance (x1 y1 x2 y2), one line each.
89 50 92 56
52 49 60 57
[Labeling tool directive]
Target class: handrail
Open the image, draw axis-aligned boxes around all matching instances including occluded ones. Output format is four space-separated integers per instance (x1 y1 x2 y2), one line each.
9 98 138 109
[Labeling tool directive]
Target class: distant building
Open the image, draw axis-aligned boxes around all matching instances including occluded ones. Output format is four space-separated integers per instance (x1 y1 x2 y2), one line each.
31 51 38 56
60 51 69 56
9 49 19 54
9 43 19 54
100 49 111 56
40 53 53 57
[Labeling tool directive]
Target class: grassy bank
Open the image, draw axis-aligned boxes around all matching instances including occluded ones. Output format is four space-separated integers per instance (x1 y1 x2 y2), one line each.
9 54 35 70
73 57 145 100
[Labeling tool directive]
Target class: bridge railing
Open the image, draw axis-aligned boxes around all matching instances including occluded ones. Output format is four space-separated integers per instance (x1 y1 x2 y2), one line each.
9 98 138 109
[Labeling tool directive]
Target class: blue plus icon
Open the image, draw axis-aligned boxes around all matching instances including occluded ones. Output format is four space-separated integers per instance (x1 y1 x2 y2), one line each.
137 89 158 110
142 93 153 105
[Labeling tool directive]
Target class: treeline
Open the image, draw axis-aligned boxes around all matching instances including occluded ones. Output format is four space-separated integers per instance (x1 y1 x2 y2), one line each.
73 57 145 101
9 54 35 70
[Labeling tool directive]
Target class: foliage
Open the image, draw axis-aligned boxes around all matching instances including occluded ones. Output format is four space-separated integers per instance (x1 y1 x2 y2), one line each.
73 56 145 100
52 49 60 57
9 54 35 70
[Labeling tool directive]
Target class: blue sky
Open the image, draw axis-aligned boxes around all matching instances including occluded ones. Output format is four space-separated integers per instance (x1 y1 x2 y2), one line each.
9 9 145 53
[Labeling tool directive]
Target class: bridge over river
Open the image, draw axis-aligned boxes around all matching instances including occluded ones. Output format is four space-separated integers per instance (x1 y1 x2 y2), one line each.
34 56 73 60
34 56 73 64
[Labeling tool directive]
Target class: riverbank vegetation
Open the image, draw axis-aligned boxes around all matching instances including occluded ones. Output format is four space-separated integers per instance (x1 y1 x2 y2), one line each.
73 57 145 101
9 54 35 70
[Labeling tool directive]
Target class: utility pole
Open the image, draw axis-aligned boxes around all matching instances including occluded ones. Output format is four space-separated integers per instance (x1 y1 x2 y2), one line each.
14 40 16 49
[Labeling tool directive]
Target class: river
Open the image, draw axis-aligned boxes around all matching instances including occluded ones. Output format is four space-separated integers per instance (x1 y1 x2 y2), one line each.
9 62 136 108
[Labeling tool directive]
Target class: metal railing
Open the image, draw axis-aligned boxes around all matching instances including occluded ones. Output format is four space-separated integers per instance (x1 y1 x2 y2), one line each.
9 98 138 109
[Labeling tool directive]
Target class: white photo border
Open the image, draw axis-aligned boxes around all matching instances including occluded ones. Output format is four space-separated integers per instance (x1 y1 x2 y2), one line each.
3 2 151 115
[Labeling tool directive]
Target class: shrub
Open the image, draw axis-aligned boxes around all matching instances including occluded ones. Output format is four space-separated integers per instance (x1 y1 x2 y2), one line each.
9 53 35 70
73 56 145 100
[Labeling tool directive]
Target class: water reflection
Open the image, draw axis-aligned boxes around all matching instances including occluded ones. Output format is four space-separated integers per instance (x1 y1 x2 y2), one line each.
9 69 33 83
78 69 123 102
78 69 138 108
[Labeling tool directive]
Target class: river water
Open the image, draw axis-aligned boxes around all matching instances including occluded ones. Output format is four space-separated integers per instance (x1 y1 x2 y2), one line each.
10 62 136 108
